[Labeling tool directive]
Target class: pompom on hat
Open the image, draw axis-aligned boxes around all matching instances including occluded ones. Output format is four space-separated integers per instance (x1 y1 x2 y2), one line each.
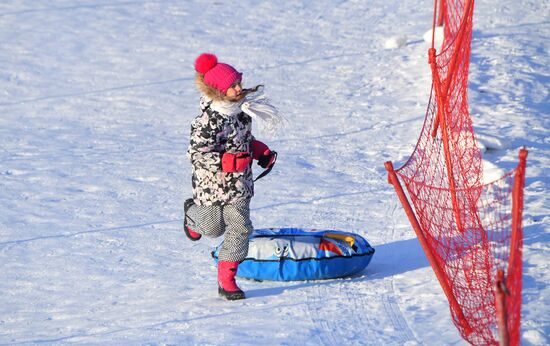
195 53 242 94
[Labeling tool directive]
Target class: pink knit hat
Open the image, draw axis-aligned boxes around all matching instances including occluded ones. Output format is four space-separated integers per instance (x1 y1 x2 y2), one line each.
195 53 242 94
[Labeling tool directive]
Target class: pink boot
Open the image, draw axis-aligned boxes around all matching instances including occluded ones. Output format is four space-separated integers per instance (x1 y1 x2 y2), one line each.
184 198 201 241
184 225 201 241
218 261 245 300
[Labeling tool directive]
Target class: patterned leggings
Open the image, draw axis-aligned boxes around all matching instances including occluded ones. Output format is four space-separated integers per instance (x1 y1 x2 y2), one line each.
186 199 254 262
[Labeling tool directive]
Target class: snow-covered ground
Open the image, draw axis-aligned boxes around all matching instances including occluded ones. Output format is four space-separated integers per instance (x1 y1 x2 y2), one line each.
0 1 548 345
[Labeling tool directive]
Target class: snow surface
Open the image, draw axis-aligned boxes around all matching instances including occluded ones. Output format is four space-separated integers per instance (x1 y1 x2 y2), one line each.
422 26 444 50
0 0 548 345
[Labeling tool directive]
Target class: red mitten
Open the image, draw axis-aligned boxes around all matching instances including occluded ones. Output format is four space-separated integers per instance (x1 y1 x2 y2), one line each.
250 140 270 160
221 152 252 172
258 151 277 169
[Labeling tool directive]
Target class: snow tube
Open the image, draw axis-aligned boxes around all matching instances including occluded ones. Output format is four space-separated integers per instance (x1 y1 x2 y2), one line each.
212 228 375 281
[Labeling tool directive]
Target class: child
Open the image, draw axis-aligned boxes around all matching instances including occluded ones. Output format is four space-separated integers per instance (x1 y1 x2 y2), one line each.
184 53 279 300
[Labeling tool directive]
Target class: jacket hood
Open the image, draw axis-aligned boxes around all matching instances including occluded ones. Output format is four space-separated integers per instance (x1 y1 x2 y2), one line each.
195 73 228 102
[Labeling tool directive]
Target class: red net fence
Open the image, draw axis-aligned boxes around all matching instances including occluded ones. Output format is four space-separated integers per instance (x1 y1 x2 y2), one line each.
384 0 526 345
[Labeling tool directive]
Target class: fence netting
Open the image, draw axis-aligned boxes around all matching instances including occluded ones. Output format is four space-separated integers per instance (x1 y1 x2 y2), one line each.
388 0 524 344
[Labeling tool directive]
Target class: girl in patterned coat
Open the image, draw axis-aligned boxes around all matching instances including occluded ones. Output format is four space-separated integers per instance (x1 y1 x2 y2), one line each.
184 53 279 300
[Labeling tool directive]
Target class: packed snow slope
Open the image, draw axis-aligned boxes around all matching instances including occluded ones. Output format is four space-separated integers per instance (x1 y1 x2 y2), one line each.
0 1 548 345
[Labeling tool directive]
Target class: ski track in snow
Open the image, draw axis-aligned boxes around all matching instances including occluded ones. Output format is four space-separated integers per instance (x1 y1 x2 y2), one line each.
304 196 418 346
1 0 548 345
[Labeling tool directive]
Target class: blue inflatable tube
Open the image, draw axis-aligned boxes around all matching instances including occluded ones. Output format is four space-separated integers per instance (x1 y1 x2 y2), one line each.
212 228 375 281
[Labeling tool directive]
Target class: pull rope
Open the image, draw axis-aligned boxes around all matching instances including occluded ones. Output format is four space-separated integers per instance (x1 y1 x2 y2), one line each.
254 151 277 182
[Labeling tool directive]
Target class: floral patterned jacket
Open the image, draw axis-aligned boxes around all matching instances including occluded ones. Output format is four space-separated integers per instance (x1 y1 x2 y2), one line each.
187 96 255 206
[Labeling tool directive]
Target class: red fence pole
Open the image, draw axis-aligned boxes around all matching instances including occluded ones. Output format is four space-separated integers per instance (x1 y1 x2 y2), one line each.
508 148 527 279
495 269 510 346
437 0 446 27
428 48 464 232
384 161 472 335
431 0 475 140
504 148 527 346
428 0 475 233
495 148 527 346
